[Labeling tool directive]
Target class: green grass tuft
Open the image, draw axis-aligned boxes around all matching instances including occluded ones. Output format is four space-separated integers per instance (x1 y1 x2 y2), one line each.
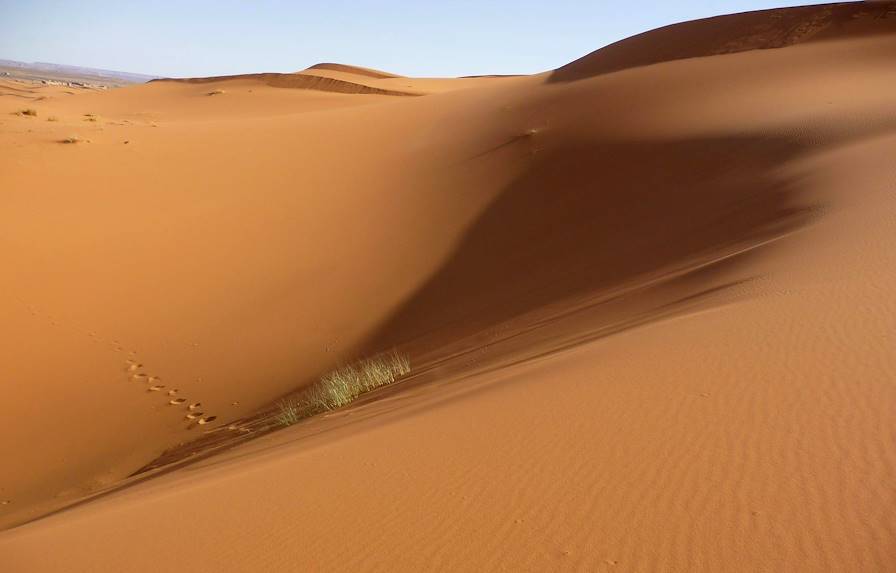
275 399 302 426
275 351 411 426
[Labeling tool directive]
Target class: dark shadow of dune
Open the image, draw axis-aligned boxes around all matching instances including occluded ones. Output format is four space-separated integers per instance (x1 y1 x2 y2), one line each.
549 2 896 83
360 133 817 359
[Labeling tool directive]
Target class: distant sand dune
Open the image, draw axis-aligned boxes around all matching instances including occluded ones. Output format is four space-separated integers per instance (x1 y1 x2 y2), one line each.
305 62 402 79
153 71 419 96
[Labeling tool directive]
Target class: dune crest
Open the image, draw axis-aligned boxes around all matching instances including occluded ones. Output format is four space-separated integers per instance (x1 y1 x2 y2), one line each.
304 62 402 79
551 1 896 81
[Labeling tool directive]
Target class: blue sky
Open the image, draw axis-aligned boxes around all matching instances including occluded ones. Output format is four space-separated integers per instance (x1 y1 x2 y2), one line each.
1 1 811 77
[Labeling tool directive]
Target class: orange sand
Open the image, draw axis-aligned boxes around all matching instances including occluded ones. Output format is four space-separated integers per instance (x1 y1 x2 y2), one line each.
1 3 895 571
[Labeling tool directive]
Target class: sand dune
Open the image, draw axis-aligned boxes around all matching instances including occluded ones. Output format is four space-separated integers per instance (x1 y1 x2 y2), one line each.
156 71 420 96
305 62 403 78
1 3 895 571
552 1 896 81
154 63 508 97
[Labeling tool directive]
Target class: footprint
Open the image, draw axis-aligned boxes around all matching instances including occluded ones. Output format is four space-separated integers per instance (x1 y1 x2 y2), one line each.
118 357 218 432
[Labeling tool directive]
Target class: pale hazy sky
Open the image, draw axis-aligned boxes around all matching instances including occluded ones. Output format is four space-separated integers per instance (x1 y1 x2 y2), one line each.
1 1 813 78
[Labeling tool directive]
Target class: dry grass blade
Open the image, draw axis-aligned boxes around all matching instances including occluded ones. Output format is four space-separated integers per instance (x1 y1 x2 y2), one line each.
275 351 411 426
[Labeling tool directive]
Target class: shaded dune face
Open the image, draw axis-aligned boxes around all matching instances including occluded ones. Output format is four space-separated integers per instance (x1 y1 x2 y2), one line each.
364 135 813 356
551 2 896 82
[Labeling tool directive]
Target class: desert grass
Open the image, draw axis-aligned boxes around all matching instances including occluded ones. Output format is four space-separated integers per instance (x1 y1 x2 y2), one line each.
207 89 225 96
276 351 410 426
59 136 81 144
275 399 303 426
15 108 37 117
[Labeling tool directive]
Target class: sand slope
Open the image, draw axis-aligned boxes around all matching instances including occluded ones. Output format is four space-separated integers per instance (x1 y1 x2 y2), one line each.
1 3 895 571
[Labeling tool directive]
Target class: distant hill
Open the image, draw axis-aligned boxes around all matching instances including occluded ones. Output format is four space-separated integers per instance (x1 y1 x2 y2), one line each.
0 59 158 83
